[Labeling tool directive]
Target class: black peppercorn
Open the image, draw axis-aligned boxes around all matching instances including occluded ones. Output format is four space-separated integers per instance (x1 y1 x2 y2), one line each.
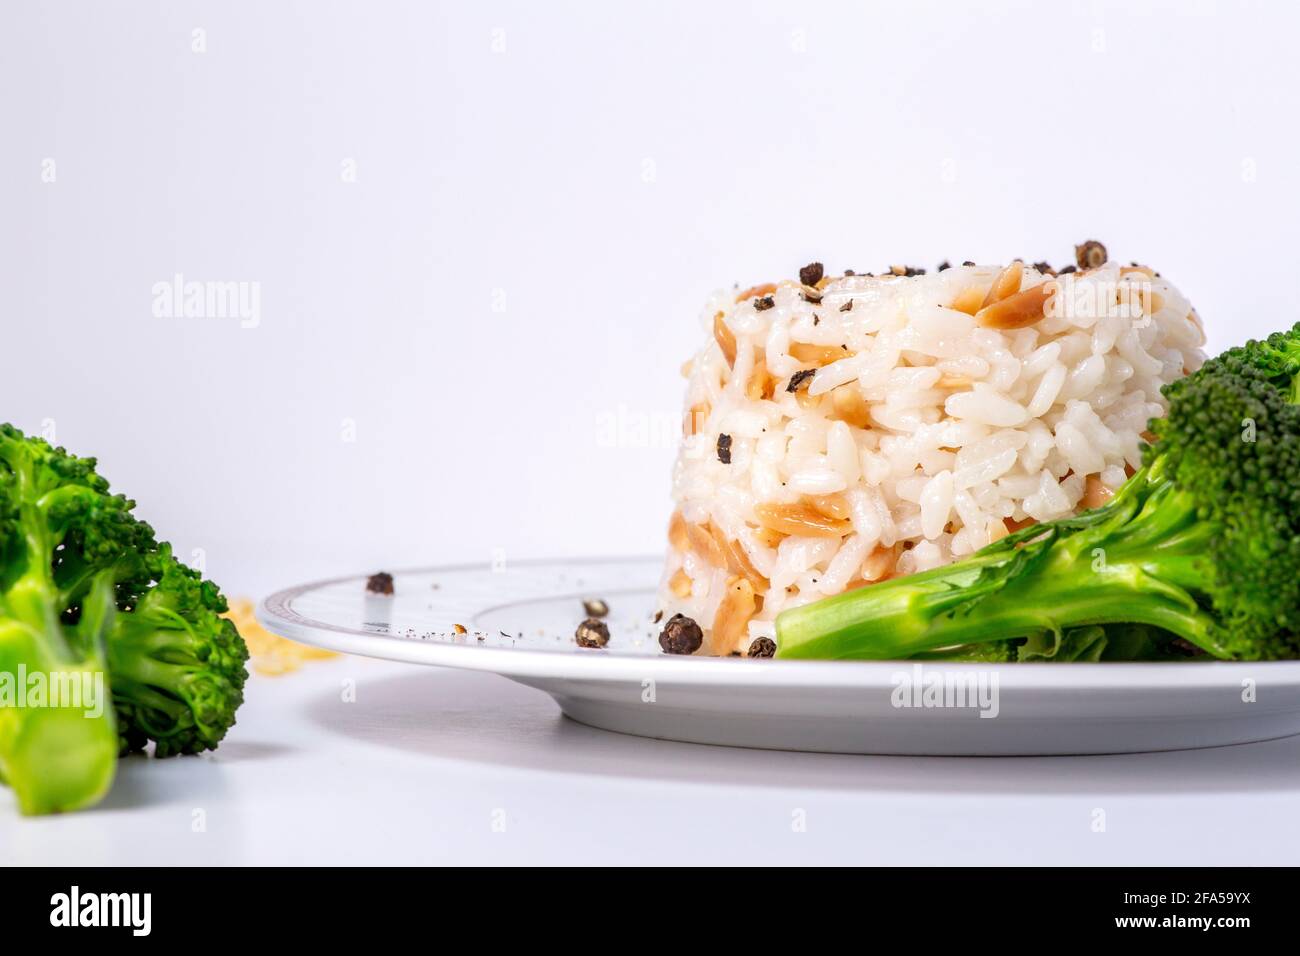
1074 240 1107 270
659 613 703 655
787 368 816 392
575 618 610 648
366 572 394 595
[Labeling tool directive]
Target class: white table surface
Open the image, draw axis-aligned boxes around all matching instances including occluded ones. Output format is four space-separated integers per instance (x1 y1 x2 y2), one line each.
6 656 1300 866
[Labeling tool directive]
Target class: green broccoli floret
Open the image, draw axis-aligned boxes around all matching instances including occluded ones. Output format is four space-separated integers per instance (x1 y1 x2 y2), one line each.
1245 323 1300 404
775 322 1300 662
108 547 249 757
0 425 248 814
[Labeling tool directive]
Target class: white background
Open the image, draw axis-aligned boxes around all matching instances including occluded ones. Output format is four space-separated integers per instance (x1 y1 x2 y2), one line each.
5 0 1298 596
4 0 1300 867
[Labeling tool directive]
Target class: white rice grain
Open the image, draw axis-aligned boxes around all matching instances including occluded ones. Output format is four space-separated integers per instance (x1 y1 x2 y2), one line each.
920 470 955 539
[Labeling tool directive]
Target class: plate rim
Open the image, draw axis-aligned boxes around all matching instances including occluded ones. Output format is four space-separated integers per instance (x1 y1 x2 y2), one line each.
257 557 1300 691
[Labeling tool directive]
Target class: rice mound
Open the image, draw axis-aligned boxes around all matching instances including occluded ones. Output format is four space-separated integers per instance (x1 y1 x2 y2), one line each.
657 256 1207 656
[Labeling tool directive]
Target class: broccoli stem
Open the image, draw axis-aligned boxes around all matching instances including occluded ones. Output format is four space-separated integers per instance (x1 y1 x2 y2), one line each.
0 452 119 814
777 556 1214 659
0 617 117 815
775 467 1226 661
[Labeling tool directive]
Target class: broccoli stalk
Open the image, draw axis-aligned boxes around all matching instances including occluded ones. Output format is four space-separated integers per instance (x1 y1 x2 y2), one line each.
0 425 248 814
0 433 120 813
776 465 1221 660
776 324 1300 662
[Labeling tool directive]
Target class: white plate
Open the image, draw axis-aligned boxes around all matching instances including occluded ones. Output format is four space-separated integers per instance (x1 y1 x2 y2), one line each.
258 557 1300 755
